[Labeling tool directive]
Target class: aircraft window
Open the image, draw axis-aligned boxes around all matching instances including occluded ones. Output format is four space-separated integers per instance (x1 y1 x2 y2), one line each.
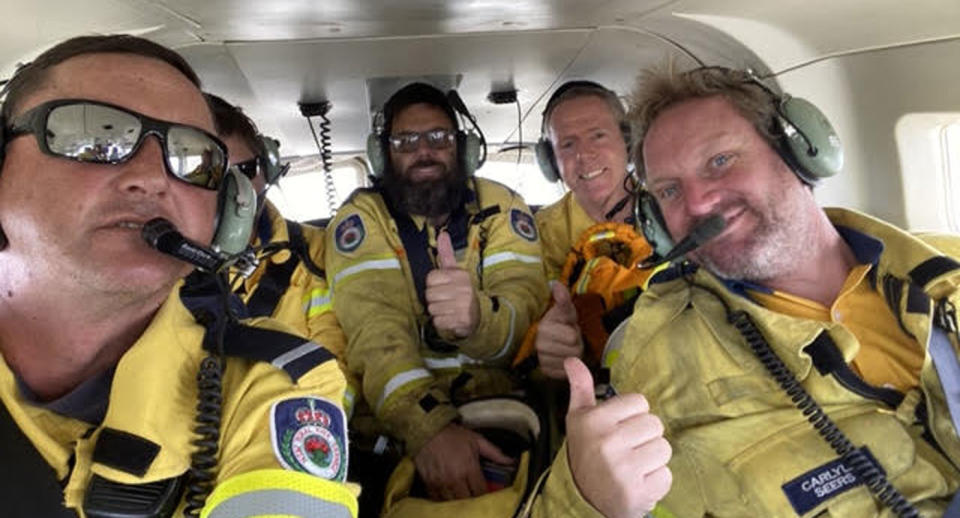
895 114 960 232
475 154 566 207
267 156 369 222
944 122 960 232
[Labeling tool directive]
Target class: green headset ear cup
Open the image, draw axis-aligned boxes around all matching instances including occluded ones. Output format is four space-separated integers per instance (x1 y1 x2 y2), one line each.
534 138 560 183
259 136 287 185
366 133 386 178
777 96 843 182
212 167 256 255
638 190 673 259
462 131 481 176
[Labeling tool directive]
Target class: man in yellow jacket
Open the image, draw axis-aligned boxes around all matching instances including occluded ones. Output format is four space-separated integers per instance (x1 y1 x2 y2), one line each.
0 34 356 517
618 63 960 516
527 81 653 378
208 94 356 416
327 82 549 502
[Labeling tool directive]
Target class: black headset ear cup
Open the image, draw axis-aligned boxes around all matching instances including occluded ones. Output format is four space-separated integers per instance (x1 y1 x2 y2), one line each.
638 190 673 259
212 167 256 254
534 138 560 183
774 96 843 183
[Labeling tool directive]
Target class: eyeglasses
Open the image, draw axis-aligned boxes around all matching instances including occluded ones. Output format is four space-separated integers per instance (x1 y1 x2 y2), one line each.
6 99 228 190
388 128 456 153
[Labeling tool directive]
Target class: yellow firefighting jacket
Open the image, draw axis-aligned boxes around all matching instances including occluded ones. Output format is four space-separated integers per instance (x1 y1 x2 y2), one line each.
234 200 356 415
0 282 358 517
535 191 596 282
610 208 960 517
325 178 549 454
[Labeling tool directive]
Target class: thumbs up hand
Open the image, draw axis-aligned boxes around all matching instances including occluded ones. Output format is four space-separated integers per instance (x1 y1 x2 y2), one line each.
535 282 585 379
426 231 481 339
564 358 672 518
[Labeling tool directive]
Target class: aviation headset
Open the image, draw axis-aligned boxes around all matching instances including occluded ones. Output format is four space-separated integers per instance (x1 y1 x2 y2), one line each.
535 80 632 183
365 82 482 178
636 66 844 259
0 66 256 256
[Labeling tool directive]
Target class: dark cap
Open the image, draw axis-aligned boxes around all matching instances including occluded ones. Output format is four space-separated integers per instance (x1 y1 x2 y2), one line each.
382 82 460 136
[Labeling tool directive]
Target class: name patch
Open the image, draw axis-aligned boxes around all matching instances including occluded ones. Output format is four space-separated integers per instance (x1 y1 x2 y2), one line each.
781 447 882 515
271 396 349 482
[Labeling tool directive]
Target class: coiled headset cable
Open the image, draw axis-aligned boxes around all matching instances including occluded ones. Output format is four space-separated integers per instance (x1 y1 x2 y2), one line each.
690 281 920 518
182 272 232 517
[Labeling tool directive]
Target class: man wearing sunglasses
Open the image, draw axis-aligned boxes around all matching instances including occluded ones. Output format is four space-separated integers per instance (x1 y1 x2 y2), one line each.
326 82 548 504
0 35 356 518
208 93 357 416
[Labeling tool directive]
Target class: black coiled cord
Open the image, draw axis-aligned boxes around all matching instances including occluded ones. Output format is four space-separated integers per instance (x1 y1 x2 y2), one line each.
307 112 338 216
182 273 232 517
182 356 223 517
727 308 920 518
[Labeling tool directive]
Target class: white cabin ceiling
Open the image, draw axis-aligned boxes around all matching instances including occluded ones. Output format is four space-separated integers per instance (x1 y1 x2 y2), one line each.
1 0 958 159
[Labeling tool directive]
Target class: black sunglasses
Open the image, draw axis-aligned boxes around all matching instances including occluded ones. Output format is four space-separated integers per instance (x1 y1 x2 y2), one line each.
6 99 229 190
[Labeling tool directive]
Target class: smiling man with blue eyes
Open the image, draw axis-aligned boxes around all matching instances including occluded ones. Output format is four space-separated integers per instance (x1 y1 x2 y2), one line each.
615 64 960 517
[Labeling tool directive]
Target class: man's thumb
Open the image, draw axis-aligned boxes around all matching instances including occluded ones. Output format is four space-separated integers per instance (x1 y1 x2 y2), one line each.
436 231 458 269
548 281 577 321
565 357 596 411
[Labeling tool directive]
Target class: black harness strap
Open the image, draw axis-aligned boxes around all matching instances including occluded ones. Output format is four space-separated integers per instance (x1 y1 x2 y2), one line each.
909 256 960 288
0 400 79 517
246 220 326 318
804 332 905 408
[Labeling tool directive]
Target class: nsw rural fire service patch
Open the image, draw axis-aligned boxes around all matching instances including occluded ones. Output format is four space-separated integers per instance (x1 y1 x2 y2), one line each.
510 209 537 242
271 396 348 482
334 214 366 253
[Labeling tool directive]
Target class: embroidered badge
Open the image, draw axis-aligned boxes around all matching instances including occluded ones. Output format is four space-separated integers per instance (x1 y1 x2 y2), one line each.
510 209 537 242
334 214 365 253
271 397 348 482
781 447 882 516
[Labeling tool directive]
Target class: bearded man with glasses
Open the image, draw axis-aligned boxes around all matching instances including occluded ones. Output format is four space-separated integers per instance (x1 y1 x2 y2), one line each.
0 35 356 518
326 82 548 506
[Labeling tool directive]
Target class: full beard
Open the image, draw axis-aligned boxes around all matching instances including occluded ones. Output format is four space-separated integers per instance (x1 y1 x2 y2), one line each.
382 160 468 218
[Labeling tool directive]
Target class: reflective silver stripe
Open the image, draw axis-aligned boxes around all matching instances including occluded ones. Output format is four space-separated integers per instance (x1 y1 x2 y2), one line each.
343 386 357 419
272 341 321 371
333 258 401 286
489 299 516 360
304 291 332 312
207 488 352 518
929 327 960 432
483 251 541 270
376 368 432 412
423 355 481 370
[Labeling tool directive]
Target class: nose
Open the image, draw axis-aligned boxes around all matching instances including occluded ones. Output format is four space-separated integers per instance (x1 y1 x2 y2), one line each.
682 179 722 218
116 135 172 196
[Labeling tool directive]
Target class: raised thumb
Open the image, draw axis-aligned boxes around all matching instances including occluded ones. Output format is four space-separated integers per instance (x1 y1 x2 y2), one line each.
436 231 458 269
549 281 577 321
565 357 596 411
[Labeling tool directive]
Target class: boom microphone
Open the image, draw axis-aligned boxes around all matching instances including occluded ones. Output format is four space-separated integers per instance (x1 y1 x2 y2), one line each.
142 218 224 272
640 214 726 268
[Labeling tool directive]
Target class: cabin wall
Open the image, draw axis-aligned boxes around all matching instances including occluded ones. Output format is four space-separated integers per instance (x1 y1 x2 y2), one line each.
780 38 960 230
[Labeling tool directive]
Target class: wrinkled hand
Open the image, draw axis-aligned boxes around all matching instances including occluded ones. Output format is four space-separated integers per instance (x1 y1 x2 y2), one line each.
564 357 672 518
414 422 515 501
426 231 481 338
535 282 585 379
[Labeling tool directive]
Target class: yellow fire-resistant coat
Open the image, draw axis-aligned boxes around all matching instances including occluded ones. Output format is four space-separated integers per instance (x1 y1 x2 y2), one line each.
234 200 356 415
0 283 358 517
325 178 549 455
610 208 960 517
535 191 596 282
